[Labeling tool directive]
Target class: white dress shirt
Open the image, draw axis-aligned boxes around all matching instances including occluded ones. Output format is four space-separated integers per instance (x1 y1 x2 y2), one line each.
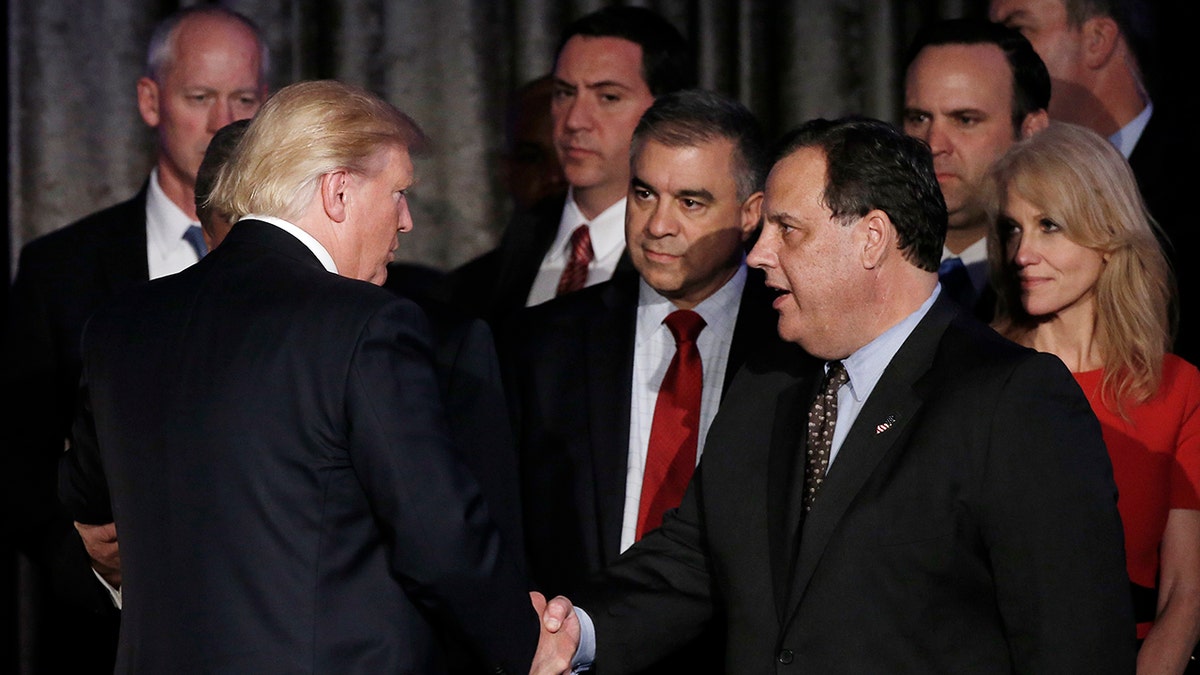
525 188 628 307
619 264 746 552
940 236 989 298
144 168 203 279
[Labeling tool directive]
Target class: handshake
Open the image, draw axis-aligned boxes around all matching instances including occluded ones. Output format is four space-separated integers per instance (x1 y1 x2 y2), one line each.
529 592 583 674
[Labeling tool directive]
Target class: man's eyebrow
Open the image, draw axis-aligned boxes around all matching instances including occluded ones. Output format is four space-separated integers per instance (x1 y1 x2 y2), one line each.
675 188 715 202
630 176 655 192
555 78 638 92
584 80 635 90
766 211 800 226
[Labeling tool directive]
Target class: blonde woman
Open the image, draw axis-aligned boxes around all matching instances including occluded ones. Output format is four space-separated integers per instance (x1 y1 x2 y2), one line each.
989 121 1200 673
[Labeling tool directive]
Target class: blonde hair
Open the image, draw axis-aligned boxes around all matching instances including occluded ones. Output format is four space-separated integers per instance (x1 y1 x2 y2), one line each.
987 121 1174 408
209 80 426 223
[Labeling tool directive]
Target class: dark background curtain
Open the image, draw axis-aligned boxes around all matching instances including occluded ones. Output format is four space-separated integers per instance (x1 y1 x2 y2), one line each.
4 0 1192 672
6 0 995 284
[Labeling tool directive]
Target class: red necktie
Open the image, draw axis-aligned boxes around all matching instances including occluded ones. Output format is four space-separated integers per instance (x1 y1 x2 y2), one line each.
636 309 706 540
555 224 593 296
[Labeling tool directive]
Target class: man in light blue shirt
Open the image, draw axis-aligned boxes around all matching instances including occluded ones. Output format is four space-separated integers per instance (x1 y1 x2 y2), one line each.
531 116 1133 673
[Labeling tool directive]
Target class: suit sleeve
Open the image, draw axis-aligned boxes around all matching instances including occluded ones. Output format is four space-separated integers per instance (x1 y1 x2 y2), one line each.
343 299 538 672
436 316 526 576
58 364 114 526
981 352 1136 671
578 461 717 673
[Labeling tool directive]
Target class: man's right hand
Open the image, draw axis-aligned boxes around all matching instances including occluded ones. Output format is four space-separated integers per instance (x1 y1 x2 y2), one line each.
529 592 581 675
75 521 120 588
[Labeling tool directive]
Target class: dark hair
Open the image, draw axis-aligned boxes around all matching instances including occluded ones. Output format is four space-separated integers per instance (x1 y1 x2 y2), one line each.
196 118 252 218
772 117 946 272
632 89 766 201
904 17 1050 133
1065 0 1149 45
556 6 695 96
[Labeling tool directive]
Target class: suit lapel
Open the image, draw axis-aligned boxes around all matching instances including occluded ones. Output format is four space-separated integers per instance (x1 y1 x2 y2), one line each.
724 267 776 394
586 273 640 564
784 297 958 623
494 195 565 316
98 185 151 290
767 374 818 623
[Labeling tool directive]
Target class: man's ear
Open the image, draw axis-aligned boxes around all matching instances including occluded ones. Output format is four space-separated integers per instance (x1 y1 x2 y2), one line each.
136 77 161 128
320 170 351 223
1082 15 1120 70
1020 109 1050 138
739 191 764 242
860 209 893 269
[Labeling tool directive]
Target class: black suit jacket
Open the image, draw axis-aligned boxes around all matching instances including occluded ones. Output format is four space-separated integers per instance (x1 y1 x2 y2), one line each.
1129 102 1197 363
58 221 538 674
447 194 635 326
498 267 797 595
383 266 525 574
582 295 1135 673
382 265 527 674
3 188 151 673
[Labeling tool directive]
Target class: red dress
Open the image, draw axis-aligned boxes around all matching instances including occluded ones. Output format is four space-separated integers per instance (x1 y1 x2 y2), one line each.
1074 354 1200 638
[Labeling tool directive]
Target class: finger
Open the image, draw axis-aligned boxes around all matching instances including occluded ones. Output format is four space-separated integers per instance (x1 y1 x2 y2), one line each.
530 590 547 614
543 595 573 632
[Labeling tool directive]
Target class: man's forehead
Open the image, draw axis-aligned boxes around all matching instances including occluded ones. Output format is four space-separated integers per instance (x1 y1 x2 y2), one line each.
635 138 736 187
163 16 262 83
555 35 646 84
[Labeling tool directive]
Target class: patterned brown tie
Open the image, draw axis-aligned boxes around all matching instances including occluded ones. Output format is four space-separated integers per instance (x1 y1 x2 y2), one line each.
555 224 593 296
803 361 848 512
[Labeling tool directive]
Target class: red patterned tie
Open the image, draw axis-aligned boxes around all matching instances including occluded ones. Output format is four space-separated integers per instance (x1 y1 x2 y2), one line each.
555 224 593 296
636 309 706 540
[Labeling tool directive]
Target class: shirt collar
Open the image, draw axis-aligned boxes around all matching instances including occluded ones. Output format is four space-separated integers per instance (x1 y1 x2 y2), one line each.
145 167 197 245
239 214 338 274
942 236 990 292
635 262 748 347
555 188 627 264
840 286 939 404
1109 100 1152 159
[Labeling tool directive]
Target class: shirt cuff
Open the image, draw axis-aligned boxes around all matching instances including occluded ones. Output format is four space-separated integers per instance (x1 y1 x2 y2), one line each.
92 567 122 610
572 606 596 672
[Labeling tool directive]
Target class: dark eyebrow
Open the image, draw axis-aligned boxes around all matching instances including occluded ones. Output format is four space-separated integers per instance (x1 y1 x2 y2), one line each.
555 77 637 93
585 80 634 91
630 177 655 193
676 188 715 202
766 211 800 227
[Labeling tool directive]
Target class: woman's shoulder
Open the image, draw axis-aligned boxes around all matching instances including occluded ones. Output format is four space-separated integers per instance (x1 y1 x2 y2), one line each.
1160 353 1200 404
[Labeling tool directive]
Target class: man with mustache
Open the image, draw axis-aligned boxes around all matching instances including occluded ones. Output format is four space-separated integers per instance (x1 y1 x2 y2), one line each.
448 5 694 326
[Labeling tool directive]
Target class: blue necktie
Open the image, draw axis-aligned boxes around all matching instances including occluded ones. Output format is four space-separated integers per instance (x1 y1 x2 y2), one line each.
183 224 208 259
938 257 975 309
